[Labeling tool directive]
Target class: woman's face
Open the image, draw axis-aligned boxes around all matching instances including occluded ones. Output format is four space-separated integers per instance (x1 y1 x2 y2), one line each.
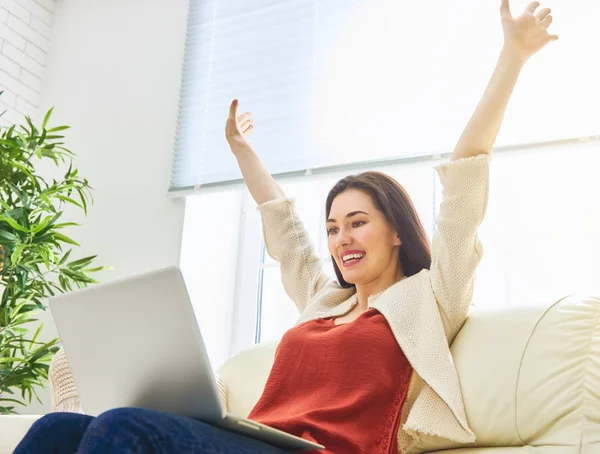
327 189 401 286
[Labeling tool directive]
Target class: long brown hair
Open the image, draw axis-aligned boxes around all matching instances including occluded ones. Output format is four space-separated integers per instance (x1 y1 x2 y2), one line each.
325 171 432 288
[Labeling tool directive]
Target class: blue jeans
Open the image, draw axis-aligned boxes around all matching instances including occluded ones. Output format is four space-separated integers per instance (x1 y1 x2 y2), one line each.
14 407 293 454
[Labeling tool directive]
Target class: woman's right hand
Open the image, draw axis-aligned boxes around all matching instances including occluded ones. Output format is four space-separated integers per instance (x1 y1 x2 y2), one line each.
223 99 285 205
225 99 254 153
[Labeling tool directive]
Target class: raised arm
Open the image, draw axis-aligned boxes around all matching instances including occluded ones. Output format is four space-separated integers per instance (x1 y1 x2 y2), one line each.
451 0 558 162
432 1 558 341
225 100 337 313
225 99 285 204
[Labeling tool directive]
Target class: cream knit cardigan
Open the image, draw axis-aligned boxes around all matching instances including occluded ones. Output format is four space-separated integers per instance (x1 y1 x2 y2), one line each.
49 153 489 453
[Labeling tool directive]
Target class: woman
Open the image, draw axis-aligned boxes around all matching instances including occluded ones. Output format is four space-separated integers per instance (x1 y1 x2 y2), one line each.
15 1 557 452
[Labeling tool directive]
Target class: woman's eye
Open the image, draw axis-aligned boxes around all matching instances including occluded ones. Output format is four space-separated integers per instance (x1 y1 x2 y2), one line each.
327 222 364 235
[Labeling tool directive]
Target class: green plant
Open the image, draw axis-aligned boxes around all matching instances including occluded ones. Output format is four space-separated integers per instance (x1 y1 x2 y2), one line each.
0 94 109 414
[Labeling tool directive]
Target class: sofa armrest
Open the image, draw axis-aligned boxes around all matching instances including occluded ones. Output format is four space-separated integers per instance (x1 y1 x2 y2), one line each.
0 415 41 453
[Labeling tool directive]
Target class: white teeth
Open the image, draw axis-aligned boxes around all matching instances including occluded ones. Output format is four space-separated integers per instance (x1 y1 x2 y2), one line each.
342 253 365 262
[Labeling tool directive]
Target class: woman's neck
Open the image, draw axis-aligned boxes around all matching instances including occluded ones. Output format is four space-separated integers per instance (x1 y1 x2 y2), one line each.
354 268 405 310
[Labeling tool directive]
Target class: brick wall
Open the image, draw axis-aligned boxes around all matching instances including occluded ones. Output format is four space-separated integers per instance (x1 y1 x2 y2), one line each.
0 0 56 127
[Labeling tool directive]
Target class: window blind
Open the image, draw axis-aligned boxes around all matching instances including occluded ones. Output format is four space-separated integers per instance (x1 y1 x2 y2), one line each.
170 0 600 193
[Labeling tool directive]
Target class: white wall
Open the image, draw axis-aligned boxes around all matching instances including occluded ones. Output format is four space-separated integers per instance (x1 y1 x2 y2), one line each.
0 0 55 126
11 0 190 414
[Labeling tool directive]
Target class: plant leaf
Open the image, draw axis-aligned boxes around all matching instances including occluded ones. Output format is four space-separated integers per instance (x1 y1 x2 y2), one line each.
55 195 83 209
58 249 73 266
31 213 60 235
0 215 29 233
41 107 54 130
54 222 79 229
10 244 27 267
67 255 96 270
53 232 80 247
46 125 70 133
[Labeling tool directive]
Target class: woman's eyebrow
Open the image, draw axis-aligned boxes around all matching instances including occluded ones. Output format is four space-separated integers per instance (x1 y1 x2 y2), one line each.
326 210 369 223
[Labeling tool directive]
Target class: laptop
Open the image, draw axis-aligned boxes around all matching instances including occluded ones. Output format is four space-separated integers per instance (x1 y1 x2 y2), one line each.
49 266 324 451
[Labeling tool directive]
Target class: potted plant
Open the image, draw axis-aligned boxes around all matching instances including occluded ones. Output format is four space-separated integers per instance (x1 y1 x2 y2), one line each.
0 94 108 414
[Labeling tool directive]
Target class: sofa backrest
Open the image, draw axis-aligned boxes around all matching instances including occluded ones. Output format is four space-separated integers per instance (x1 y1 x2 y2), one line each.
217 294 600 452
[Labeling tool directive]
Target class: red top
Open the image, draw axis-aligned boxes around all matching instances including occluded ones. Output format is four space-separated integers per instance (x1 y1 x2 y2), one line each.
248 308 414 454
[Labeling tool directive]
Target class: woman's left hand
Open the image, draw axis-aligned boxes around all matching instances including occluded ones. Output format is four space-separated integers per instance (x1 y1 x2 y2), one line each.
500 0 559 63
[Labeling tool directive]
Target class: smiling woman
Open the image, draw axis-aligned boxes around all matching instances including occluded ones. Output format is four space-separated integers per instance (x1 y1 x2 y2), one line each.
216 1 563 451
324 172 431 303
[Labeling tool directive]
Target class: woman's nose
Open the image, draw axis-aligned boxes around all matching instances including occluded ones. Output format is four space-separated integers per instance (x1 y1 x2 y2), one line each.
336 229 351 248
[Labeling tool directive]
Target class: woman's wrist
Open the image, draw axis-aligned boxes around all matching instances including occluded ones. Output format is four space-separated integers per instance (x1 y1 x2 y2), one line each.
229 139 255 157
499 44 528 68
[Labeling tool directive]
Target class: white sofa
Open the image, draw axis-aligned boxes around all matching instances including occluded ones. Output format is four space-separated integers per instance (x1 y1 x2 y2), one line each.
2 293 599 453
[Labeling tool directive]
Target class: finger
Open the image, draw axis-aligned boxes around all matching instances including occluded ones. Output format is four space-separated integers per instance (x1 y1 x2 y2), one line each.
240 118 253 131
541 14 553 29
237 112 252 123
533 33 557 48
537 7 551 22
228 99 239 118
500 0 512 20
243 124 254 135
525 1 540 14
